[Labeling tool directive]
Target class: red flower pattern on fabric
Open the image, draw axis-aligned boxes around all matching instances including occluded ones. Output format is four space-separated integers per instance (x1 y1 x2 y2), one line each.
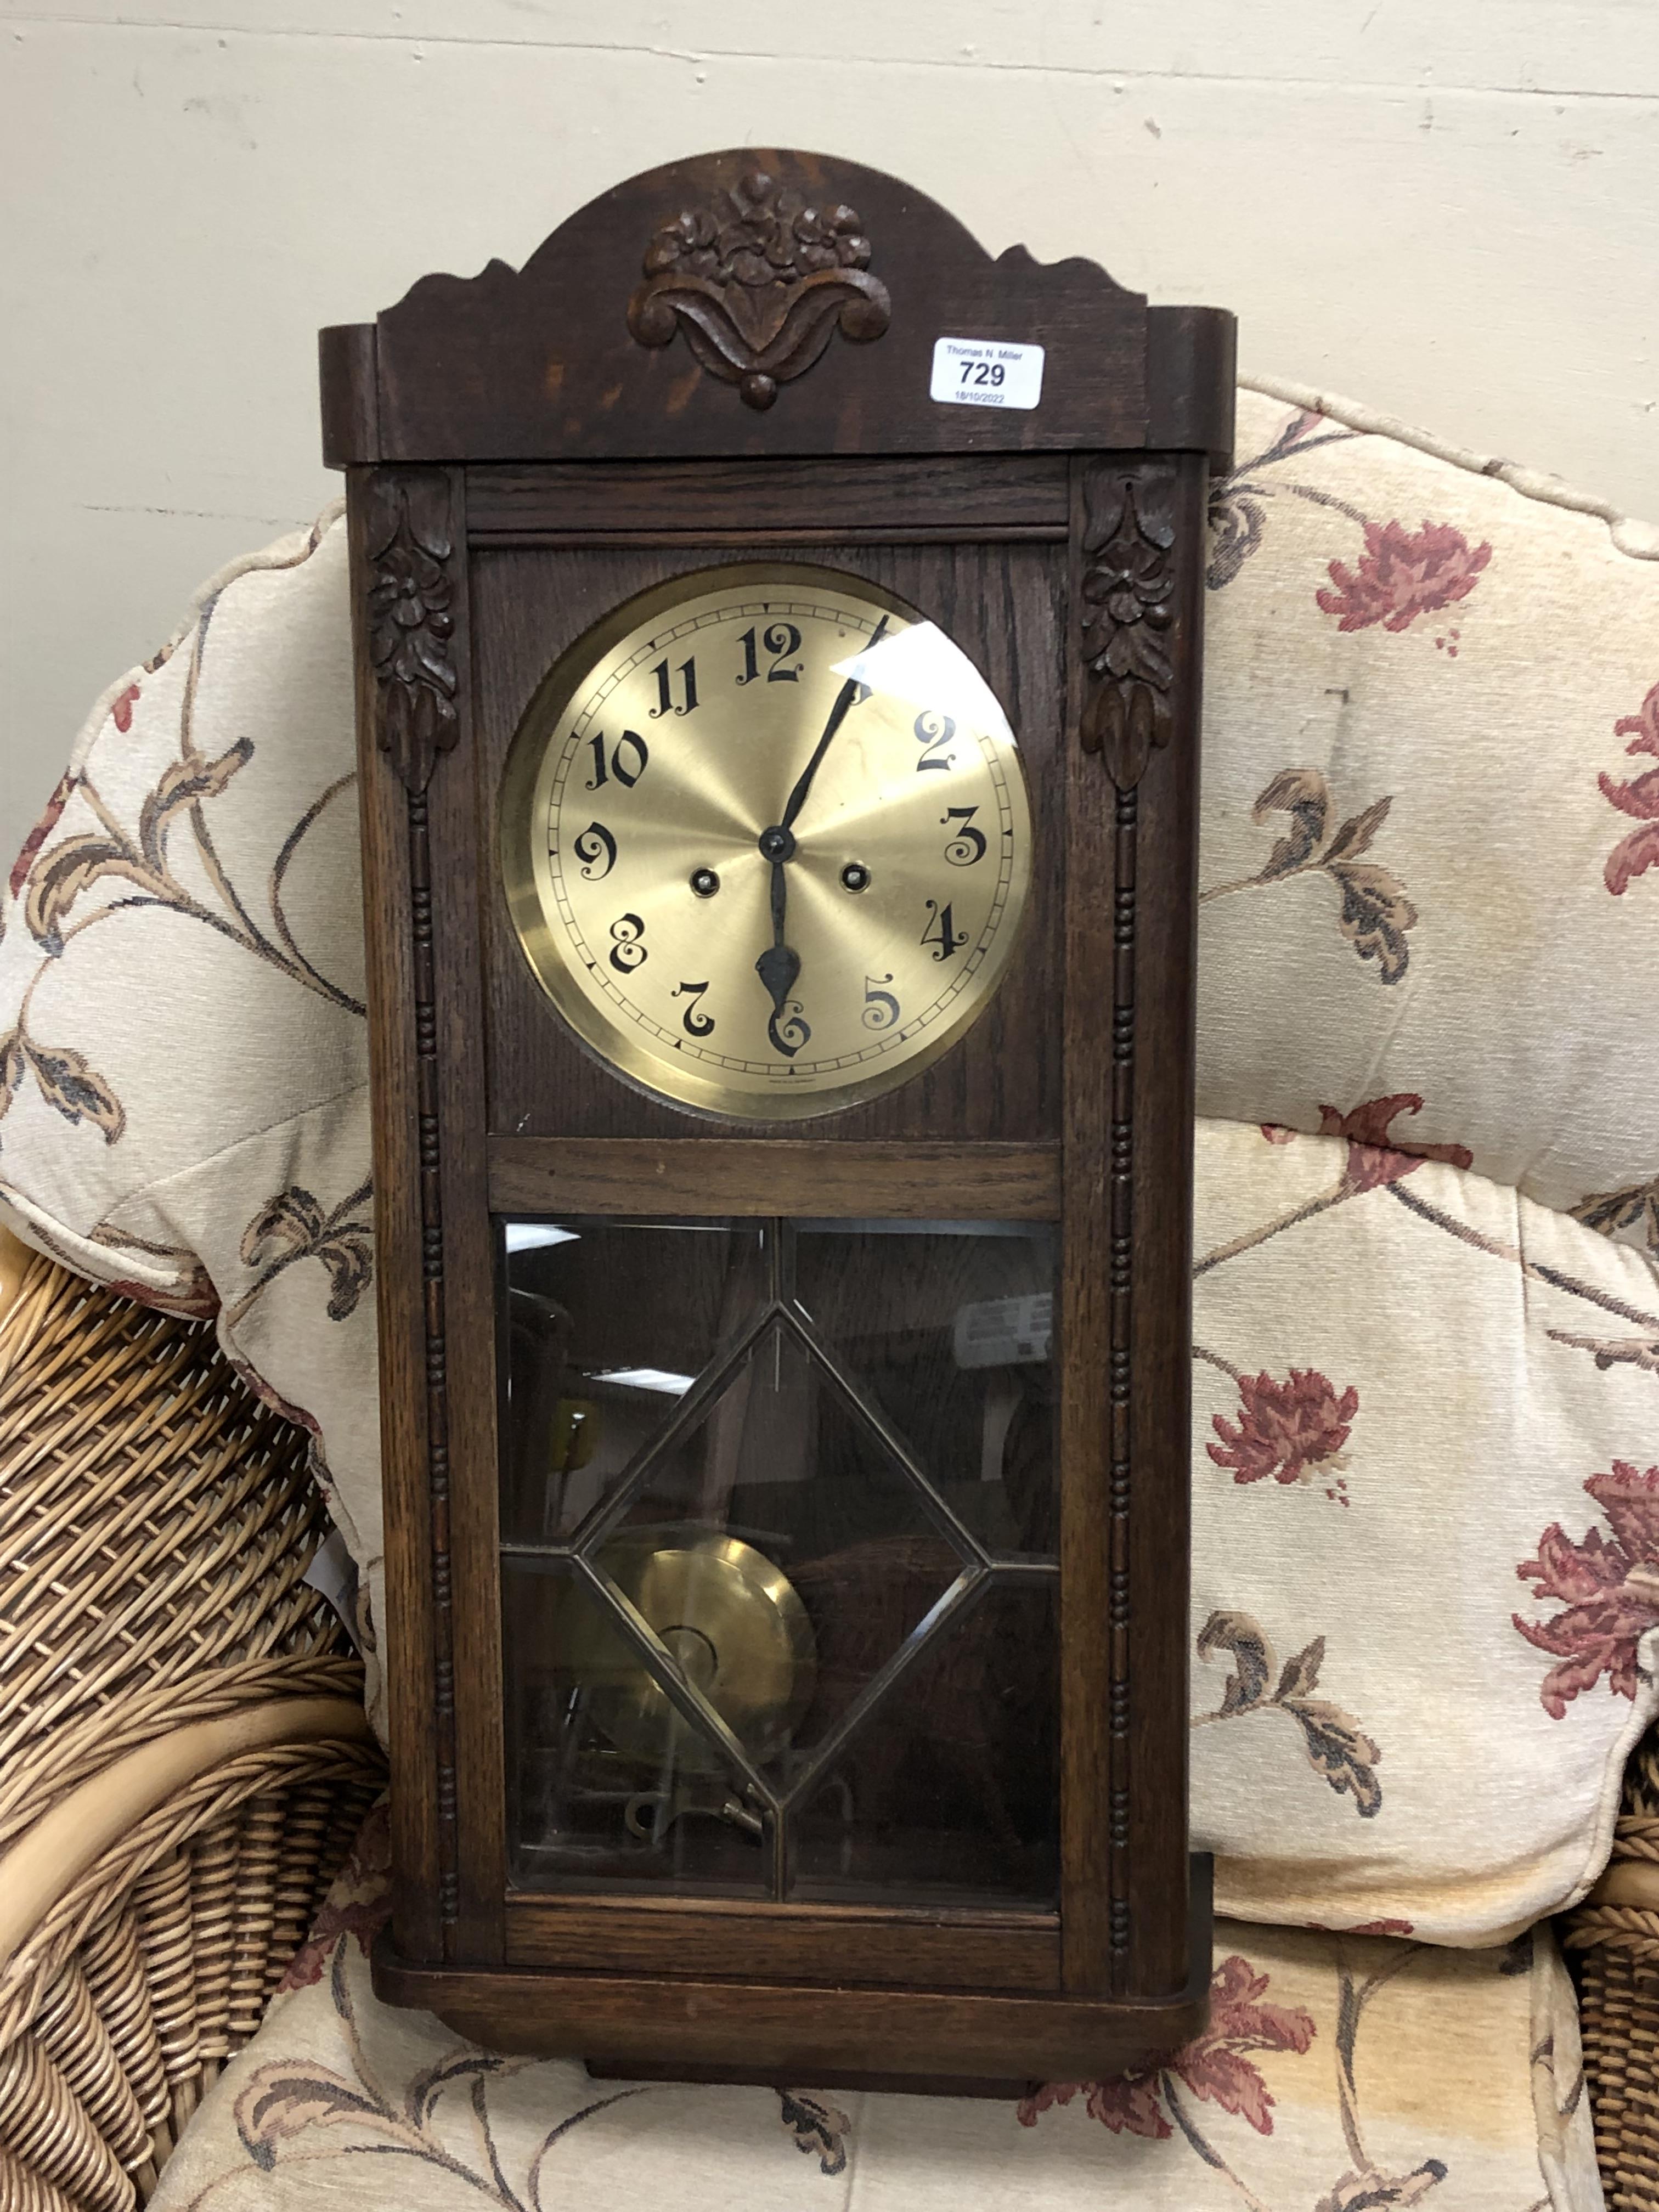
1318 1094 1474 1195
277 1799 392 1992
1316 520 1492 634
1209 1369 1359 1491
1600 681 1659 896
1019 1953 1315 2140
1515 1463 1659 1718
8 771 78 900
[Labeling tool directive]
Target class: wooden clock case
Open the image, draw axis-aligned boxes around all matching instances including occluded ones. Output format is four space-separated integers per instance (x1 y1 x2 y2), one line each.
321 148 1235 2092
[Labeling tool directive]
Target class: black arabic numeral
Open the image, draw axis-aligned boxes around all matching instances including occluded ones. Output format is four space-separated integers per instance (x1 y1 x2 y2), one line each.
768 1001 811 1059
941 805 986 866
608 913 647 974
672 979 715 1037
586 730 650 790
736 622 803 686
921 898 967 962
573 821 617 881
913 710 956 773
650 656 698 718
862 974 900 1032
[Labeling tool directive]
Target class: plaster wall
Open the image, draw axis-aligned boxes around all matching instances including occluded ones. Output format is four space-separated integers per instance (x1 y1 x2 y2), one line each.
2 2 1656 859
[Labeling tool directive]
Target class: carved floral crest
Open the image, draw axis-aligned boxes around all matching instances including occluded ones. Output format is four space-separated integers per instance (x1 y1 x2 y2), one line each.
1079 469 1178 789
627 168 891 410
365 485 459 796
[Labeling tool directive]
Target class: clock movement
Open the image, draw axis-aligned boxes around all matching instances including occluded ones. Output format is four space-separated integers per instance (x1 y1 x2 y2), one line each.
323 148 1234 2091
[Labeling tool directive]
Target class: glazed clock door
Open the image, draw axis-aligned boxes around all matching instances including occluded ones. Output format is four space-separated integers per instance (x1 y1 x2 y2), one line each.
498 1211 1060 1909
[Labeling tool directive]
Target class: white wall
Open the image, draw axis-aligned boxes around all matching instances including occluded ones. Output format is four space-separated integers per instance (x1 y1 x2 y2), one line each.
3 2 1656 862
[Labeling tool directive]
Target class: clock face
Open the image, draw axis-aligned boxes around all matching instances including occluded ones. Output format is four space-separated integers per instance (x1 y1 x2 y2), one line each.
500 563 1032 1119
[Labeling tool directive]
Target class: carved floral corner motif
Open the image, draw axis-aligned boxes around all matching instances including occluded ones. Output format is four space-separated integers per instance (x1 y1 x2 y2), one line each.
366 482 459 795
1079 469 1178 789
627 168 891 411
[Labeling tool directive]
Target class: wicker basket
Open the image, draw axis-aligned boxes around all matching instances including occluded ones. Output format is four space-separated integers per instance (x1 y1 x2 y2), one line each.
0 1239 386 2206
1565 1725 1659 2208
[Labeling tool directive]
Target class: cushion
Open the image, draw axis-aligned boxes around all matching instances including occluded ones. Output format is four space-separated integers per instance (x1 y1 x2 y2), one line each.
146 1804 1601 2210
1202 386 1659 1245
1 385 1655 1946
1192 1120 1659 1941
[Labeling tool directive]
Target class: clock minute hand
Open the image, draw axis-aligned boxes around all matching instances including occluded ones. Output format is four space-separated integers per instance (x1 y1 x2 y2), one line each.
778 614 890 836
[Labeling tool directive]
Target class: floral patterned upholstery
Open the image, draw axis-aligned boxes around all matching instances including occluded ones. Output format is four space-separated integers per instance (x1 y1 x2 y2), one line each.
144 1802 1598 2210
2 382 1655 2202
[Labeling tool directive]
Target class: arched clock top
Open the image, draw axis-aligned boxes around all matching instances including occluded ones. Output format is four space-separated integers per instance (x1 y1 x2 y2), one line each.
320 147 1233 467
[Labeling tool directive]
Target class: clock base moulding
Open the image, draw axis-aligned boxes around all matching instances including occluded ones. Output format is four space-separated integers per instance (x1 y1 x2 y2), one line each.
374 1853 1212 2082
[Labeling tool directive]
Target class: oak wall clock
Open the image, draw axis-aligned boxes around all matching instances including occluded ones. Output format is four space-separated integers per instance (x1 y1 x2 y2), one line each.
323 148 1234 2091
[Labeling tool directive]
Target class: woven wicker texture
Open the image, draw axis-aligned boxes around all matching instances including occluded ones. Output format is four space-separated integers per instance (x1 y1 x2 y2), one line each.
0 1753 385 2208
0 1242 386 2207
1567 1725 1659 2208
0 1251 365 1848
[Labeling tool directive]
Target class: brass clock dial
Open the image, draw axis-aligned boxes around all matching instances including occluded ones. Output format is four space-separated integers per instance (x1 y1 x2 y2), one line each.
502 563 1032 1120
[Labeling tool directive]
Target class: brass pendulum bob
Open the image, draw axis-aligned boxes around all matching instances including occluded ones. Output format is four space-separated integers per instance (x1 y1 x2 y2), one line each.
556 1527 816 1841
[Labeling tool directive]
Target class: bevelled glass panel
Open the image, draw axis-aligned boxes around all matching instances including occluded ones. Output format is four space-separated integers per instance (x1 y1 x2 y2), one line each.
788 1582 1060 1907
503 1555 770 1896
500 1217 767 1544
544 1324 970 1772
499 1215 1059 1908
793 1220 1058 1561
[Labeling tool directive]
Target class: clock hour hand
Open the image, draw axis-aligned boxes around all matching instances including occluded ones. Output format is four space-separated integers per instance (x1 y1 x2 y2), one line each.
754 856 800 1017
777 614 890 836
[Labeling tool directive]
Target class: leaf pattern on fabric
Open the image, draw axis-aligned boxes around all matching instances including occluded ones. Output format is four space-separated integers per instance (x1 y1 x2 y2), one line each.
1548 1326 1659 1377
1514 1462 1659 1717
1254 768 1331 877
198 1922 649 2208
137 737 253 870
1206 405 1364 590
229 1179 374 1326
0 1033 127 1144
1196 1610 1274 1717
1196 1613 1383 1818
25 836 159 960
1572 1171 1659 1259
236 2061 393 2169
1315 2160 1449 2209
1600 680 1659 896
1019 1951 1316 2148
1202 775 1418 983
1207 487 1266 590
777 2091 851 2176
1 515 363 1202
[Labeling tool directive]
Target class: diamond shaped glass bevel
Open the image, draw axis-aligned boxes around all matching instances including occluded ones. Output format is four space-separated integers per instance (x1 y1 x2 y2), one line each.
500 1216 769 1545
790 1221 1059 1564
577 1317 978 1787
787 1577 1060 1909
501 1555 770 1899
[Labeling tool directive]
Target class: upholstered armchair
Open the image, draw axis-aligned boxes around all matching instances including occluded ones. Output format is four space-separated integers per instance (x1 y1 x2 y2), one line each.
0 378 1654 2208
